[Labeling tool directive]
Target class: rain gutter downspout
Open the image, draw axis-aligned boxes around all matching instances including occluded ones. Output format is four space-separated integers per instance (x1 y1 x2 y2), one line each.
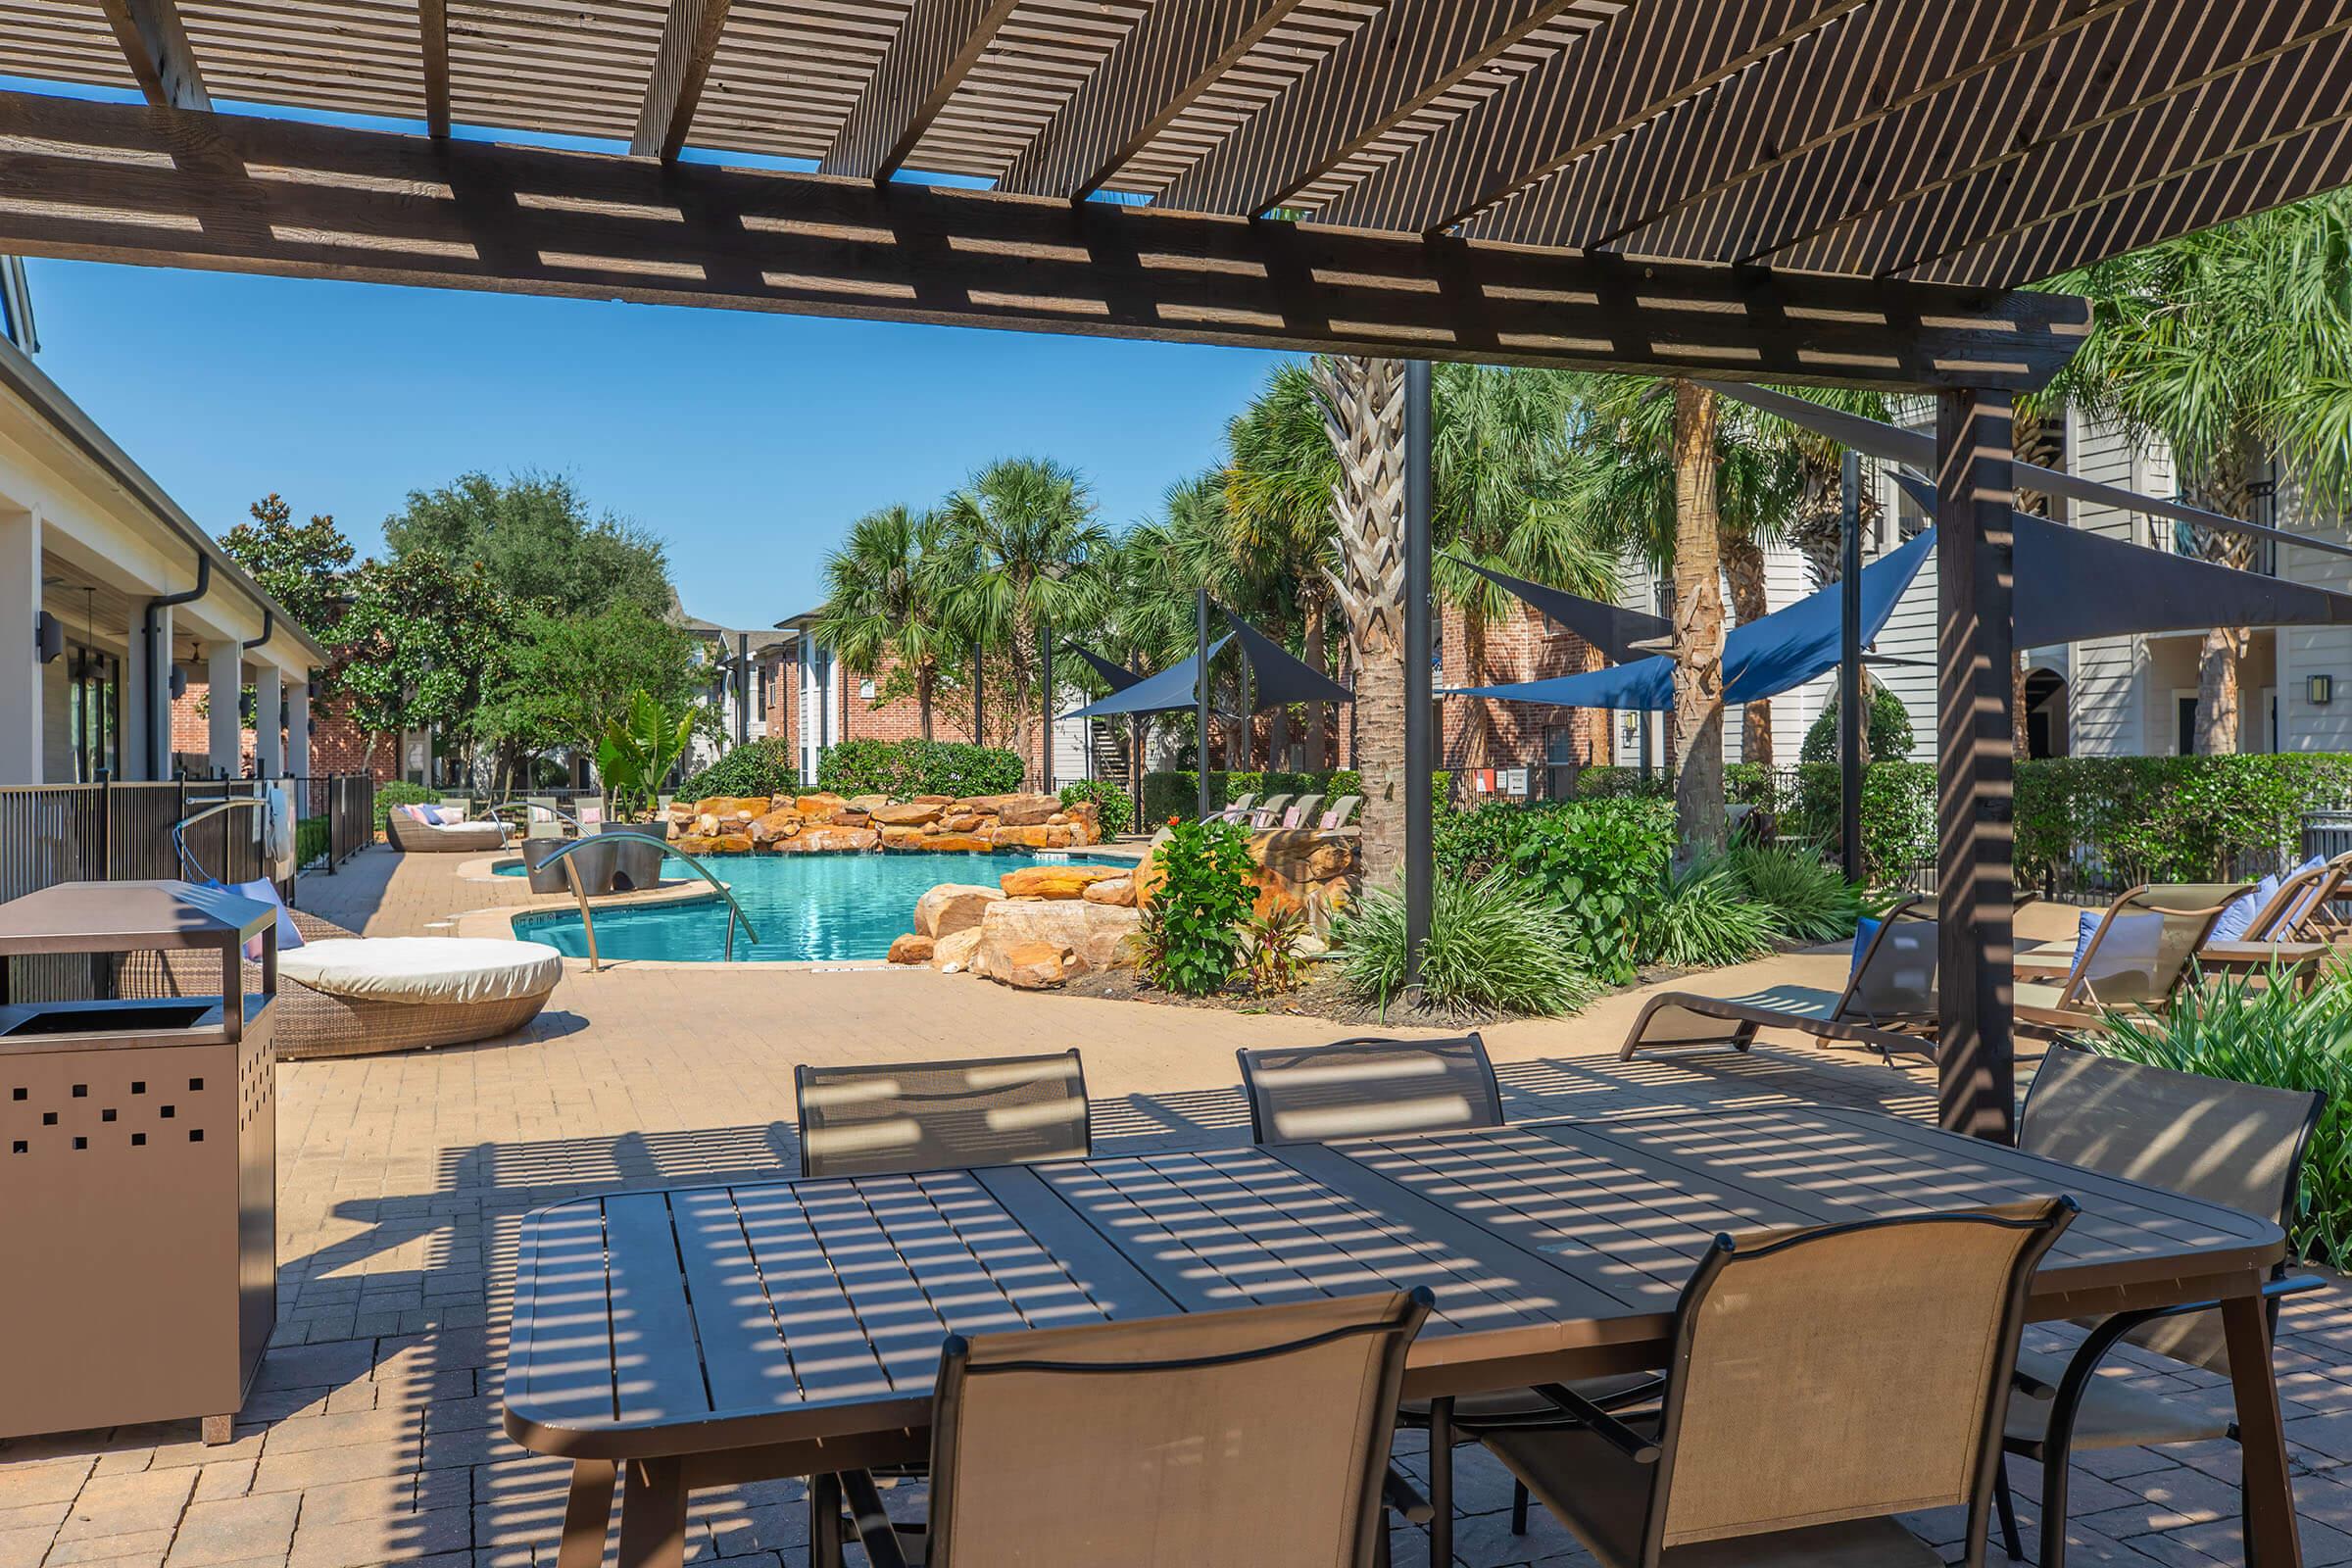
144 552 210 777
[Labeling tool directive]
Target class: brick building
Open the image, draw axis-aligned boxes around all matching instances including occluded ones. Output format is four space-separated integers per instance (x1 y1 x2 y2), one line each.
168 684 401 782
1440 601 1607 802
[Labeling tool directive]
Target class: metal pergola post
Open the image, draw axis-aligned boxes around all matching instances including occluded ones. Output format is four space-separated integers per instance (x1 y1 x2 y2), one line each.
971 646 984 747
1839 449 1864 882
1403 359 1434 992
1040 623 1054 794
1195 588 1212 822
1935 389 2018 1144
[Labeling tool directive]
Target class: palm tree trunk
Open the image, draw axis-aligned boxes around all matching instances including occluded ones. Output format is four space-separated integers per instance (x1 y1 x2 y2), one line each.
1721 529 1771 767
1303 600 1329 764
2188 446 2260 755
1462 611 1493 768
916 661 935 742
1670 380 1728 859
1315 356 1408 879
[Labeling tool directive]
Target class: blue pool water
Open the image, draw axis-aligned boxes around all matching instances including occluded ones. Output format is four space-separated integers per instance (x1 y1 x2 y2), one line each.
510 852 1123 963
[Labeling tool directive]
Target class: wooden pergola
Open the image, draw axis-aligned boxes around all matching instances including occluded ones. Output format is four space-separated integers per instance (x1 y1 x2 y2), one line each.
8 2 2351 1158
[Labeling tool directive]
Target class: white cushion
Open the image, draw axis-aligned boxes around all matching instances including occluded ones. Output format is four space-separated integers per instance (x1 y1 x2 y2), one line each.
279 939 563 1005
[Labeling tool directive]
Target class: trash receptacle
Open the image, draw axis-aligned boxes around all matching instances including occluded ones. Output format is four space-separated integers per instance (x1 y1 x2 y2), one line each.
0 881 276 1446
2304 810 2352 863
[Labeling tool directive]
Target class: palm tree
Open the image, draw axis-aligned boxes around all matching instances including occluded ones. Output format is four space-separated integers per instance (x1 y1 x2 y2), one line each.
1313 356 1410 877
1227 365 1344 767
937 457 1112 785
2036 189 2352 754
810 504 953 741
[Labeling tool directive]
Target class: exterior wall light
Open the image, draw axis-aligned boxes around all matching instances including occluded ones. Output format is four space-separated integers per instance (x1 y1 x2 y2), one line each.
2313 674 2335 706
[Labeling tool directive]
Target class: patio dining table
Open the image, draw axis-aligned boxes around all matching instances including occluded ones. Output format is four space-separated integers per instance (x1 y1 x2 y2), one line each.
503 1102 2302 1568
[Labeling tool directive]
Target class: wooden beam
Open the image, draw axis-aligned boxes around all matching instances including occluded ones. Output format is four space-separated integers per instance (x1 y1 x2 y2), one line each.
0 91 2090 389
996 0 1306 200
818 0 1021 181
1935 388 2016 1145
97 0 210 111
632 0 735 162
1153 0 1579 220
1319 0 1863 236
417 0 450 140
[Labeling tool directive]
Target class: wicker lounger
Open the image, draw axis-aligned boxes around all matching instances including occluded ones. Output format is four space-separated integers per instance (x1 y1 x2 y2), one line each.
384 810 508 854
119 908 557 1060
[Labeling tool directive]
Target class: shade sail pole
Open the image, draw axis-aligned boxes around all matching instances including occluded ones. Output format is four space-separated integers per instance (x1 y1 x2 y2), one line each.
1403 359 1434 992
1936 390 2017 1144
1839 450 1863 882
972 646 984 748
1196 588 1212 822
1041 622 1054 794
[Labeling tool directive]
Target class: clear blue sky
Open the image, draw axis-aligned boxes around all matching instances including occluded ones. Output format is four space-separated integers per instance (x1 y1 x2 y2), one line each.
24 255 1286 631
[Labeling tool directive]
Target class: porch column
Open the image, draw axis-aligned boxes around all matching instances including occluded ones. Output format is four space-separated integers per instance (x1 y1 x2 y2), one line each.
255 663 283 777
1935 390 2017 1143
0 508 39 784
207 642 242 777
286 677 310 777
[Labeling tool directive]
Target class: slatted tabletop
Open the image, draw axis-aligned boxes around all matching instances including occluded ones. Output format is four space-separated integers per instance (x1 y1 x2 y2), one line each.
504 1104 2285 1460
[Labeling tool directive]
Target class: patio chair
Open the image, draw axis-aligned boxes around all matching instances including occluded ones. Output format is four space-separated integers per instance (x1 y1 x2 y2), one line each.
1484 1198 2076 1568
1279 792 1325 829
1618 897 1937 1065
820 1287 1434 1568
2014 882 2250 1031
1996 1045 2326 1568
2207 849 2352 948
793 1049 1090 1180
1245 791 1295 828
1319 794 1362 830
1200 791 1257 825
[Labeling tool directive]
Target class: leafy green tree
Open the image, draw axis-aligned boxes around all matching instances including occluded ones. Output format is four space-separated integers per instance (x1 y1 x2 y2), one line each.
2035 189 2352 754
934 458 1112 786
332 550 515 773
220 494 357 697
811 505 957 741
483 603 701 764
382 470 672 617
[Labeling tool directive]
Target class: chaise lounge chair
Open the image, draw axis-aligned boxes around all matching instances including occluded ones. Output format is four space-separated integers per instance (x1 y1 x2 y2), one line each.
1619 897 1939 1063
2014 881 2250 1030
384 802 508 854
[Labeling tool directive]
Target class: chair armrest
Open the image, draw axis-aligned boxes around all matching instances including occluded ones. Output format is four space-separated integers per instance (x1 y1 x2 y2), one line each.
1531 1384 1659 1464
2011 1276 2330 1400
838 1471 912 1568
1382 1465 1434 1524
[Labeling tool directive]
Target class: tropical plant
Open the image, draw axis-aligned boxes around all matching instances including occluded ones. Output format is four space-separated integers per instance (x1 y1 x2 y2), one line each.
675 737 797 804
934 458 1112 785
1724 843 1867 943
1335 871 1598 1019
1797 681 1917 763
596 690 695 821
1240 905 1311 997
2035 189 2352 754
811 505 957 742
2089 967 2352 1268
1435 796 1675 984
1136 817 1255 996
1058 778 1133 839
1642 855 1777 968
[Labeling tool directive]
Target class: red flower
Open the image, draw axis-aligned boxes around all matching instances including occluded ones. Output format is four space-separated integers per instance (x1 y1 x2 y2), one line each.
1166 814 1180 825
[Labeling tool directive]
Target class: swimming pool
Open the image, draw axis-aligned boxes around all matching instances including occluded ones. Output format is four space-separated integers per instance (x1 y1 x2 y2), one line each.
509 851 1124 963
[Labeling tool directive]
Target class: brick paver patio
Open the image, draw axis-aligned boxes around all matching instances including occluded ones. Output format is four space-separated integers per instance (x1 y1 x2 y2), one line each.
2 845 2346 1568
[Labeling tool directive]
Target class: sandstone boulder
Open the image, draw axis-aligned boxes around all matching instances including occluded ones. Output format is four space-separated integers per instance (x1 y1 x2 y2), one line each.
931 927 983 973
848 794 891 813
1000 865 1125 900
673 835 725 857
880 825 928 849
706 833 753 856
697 797 771 823
1001 941 1074 990
748 808 804 845
870 802 944 828
915 883 1003 939
1082 873 1136 907
694 813 720 838
887 932 935 965
913 794 954 806
962 792 1060 827
974 898 1141 978
926 833 995 854
794 793 849 820
779 825 879 854
835 808 871 828
942 812 983 833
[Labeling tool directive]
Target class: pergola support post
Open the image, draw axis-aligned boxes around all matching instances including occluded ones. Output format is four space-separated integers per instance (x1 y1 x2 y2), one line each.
1041 623 1054 795
1838 449 1864 881
1935 389 2018 1143
1195 588 1212 822
1402 360 1434 992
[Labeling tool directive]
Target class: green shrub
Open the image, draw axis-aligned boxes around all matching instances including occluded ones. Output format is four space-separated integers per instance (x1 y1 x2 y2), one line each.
1642 857 1776 968
1136 817 1255 995
373 780 437 834
1799 684 1917 762
1142 769 1366 826
1335 871 1599 1019
295 815 331 867
675 738 798 804
1725 843 1867 943
2013 754 2352 889
1785 761 1936 885
1561 766 1670 800
1058 779 1134 838
2088 966 2352 1268
817 739 1024 801
1437 796 1675 985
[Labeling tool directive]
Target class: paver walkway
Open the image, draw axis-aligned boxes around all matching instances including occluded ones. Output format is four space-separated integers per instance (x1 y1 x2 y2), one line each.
2 846 2346 1568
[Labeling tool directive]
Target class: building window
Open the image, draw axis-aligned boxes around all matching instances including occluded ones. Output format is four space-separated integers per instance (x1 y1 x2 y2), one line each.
67 644 118 782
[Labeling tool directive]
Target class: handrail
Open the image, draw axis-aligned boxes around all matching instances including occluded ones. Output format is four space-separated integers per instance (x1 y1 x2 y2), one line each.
171 796 269 883
530 832 758 971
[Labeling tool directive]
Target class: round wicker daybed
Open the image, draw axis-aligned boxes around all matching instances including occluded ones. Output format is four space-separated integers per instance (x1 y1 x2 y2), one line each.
384 810 509 854
122 909 563 1060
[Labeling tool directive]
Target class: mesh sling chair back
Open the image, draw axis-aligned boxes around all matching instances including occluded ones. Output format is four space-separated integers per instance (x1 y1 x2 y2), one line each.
831 1288 1435 1568
1482 1199 2076 1568
1237 1034 1502 1146
2024 883 2249 1018
1999 1045 2325 1568
794 1050 1090 1180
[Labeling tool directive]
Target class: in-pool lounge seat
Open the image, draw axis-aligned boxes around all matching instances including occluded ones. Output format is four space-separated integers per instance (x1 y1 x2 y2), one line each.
122 892 561 1060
